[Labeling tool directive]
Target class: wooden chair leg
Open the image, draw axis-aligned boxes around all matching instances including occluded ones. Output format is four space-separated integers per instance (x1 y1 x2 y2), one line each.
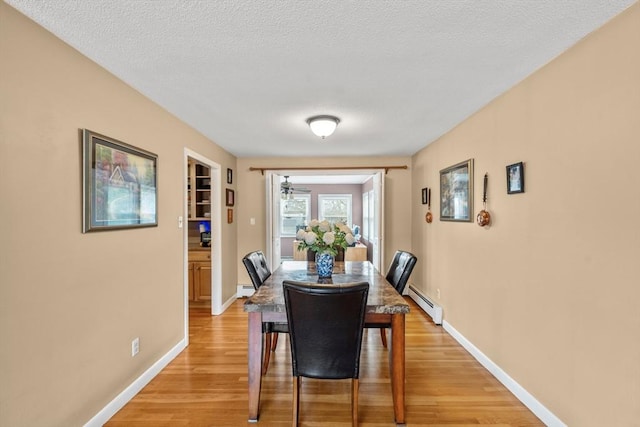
262 333 272 375
380 328 388 348
271 333 279 351
352 378 359 427
292 376 300 427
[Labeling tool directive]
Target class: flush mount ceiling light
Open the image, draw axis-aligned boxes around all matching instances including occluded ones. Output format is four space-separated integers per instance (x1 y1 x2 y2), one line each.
306 115 340 139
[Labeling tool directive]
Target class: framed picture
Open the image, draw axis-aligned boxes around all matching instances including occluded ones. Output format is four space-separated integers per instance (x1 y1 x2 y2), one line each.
82 129 158 232
226 188 235 206
227 208 233 224
227 168 233 184
421 187 431 205
440 159 474 222
506 162 525 194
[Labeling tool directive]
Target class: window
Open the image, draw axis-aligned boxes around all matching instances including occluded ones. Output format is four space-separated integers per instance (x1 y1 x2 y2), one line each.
281 194 311 236
362 190 374 240
318 194 352 226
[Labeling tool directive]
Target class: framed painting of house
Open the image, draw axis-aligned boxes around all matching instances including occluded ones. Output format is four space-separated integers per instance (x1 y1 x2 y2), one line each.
82 129 158 232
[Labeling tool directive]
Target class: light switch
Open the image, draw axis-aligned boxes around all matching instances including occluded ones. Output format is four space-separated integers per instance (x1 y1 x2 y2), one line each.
250 217 255 225
178 216 184 228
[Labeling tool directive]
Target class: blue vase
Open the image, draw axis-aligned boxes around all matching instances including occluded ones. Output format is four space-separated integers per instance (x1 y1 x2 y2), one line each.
315 252 334 279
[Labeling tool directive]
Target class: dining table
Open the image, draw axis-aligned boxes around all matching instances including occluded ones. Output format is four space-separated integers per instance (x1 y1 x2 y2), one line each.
243 260 410 425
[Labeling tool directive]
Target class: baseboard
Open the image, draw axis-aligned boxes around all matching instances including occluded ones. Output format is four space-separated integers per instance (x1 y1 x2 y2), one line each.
219 293 237 313
443 320 567 427
83 339 187 427
408 286 443 325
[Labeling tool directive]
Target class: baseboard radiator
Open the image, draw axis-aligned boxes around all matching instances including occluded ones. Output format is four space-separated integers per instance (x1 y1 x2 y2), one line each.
237 284 255 298
408 285 443 325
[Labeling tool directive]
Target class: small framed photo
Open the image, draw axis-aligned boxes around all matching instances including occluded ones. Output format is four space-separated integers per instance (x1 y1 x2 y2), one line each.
227 168 233 184
421 187 430 205
226 188 235 206
227 208 233 224
506 162 525 194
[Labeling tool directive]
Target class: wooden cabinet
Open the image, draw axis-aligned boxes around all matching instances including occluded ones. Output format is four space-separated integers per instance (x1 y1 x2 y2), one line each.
292 240 308 261
345 244 368 261
187 160 211 221
189 250 211 302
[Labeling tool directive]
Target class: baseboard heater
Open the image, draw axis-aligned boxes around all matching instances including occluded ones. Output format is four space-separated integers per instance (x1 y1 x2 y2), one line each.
408 285 443 325
237 284 255 298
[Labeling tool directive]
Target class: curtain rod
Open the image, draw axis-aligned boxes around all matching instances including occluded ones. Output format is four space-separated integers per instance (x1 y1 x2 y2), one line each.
249 165 408 175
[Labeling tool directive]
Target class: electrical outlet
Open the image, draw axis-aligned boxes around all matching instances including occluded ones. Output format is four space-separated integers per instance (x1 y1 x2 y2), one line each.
131 337 140 357
437 288 441 299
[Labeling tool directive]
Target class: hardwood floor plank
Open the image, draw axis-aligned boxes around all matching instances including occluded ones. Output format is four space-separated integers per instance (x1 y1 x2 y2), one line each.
105 298 544 426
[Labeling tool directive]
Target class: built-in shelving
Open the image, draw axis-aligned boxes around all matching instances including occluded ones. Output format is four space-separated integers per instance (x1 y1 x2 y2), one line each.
187 160 211 221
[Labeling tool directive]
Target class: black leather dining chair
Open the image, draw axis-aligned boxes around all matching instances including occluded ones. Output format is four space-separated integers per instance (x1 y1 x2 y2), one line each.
365 250 417 347
242 250 288 374
283 280 369 427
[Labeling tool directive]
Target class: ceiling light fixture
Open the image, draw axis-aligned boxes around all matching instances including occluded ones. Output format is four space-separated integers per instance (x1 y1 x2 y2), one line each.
307 115 340 139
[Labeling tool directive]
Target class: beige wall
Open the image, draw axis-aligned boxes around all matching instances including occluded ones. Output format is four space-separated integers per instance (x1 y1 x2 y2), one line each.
411 3 640 425
0 3 237 426
236 157 412 285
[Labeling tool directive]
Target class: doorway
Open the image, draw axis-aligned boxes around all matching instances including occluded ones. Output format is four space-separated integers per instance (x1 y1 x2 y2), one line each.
183 149 223 342
265 169 385 272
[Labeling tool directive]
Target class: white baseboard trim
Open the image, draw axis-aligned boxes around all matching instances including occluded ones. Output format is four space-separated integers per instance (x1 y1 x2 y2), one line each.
83 339 187 427
443 321 566 427
219 294 237 313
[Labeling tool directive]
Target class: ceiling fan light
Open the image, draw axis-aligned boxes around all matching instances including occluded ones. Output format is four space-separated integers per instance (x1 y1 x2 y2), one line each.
307 115 340 139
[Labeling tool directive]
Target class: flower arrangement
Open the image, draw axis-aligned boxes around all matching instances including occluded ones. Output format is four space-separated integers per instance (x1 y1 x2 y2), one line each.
296 219 356 257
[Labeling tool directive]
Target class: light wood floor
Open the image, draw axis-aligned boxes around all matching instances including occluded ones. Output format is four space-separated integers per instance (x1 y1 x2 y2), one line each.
105 298 544 426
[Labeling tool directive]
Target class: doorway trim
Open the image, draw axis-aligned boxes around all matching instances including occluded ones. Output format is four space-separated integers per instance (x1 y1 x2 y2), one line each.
265 169 385 273
184 149 223 339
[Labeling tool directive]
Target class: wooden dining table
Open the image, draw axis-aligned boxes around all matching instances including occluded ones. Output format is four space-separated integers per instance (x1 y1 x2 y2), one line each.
243 260 410 425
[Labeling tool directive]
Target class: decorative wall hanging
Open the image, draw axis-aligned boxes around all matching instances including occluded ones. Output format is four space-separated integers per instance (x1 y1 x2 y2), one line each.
422 187 433 223
227 168 233 184
506 162 524 194
440 159 474 222
227 208 233 224
476 173 491 227
82 129 158 232
226 189 235 206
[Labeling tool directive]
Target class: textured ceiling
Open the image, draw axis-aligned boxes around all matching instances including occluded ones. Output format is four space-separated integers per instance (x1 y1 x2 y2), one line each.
6 0 636 158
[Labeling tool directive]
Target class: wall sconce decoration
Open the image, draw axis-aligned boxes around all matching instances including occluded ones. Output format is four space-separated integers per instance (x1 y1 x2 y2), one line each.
476 173 491 227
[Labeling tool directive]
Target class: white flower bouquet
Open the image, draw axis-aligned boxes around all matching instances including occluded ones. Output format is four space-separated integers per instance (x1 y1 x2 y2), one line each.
295 219 356 257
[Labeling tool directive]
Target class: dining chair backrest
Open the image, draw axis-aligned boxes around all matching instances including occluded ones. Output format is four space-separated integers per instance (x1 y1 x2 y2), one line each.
283 280 369 380
242 250 271 290
385 250 417 295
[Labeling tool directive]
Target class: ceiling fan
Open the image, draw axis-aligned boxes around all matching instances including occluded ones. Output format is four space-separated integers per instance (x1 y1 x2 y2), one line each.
281 176 311 197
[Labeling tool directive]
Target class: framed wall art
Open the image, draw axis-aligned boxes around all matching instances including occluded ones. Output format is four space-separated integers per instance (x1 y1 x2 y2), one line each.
506 162 525 194
82 129 158 232
440 159 474 222
227 208 233 224
227 168 233 184
226 189 235 207
421 187 430 205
